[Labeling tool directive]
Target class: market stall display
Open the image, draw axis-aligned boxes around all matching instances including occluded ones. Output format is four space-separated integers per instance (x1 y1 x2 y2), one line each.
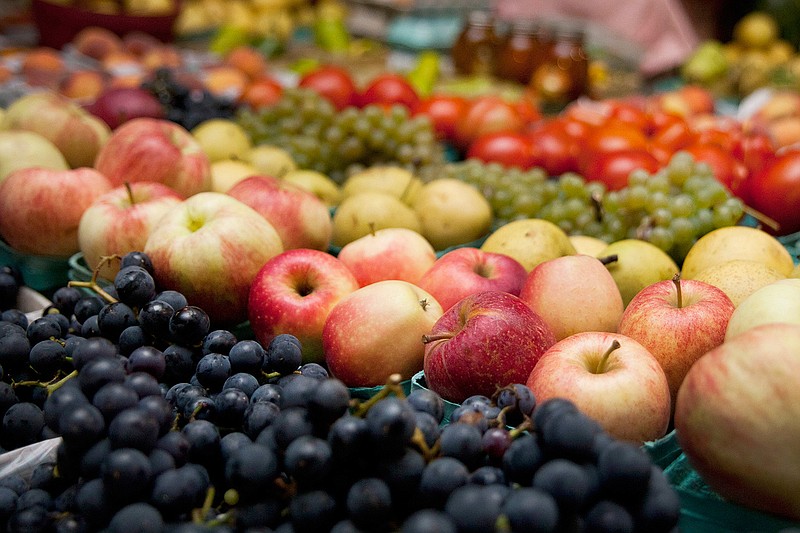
2 3 800 531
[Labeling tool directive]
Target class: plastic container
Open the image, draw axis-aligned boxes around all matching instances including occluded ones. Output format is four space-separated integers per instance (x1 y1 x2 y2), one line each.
349 379 412 401
16 286 53 323
30 0 180 49
0 240 71 294
410 370 461 424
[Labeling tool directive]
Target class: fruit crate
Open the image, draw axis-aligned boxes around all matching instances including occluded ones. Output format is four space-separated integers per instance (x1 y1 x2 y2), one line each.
30 0 180 49
0 239 72 295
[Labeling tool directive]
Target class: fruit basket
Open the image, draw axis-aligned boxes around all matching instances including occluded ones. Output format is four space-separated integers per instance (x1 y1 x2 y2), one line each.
30 0 181 49
0 239 72 294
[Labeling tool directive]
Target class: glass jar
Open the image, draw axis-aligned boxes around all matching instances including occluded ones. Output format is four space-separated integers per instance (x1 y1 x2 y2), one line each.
494 19 551 85
530 26 588 105
451 10 499 76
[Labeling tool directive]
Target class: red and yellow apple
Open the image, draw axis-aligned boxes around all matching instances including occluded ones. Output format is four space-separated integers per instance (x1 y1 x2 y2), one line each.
337 228 436 287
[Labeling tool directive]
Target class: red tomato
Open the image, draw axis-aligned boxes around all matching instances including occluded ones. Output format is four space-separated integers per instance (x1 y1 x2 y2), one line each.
413 94 469 143
607 101 650 131
581 122 650 171
648 114 696 153
683 143 748 194
358 73 420 110
528 122 581 175
238 76 283 109
735 132 776 176
298 65 357 110
513 97 543 127
582 149 661 191
454 96 525 150
748 151 800 235
466 131 535 169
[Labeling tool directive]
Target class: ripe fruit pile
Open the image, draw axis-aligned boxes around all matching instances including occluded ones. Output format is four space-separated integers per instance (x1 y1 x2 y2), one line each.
235 87 446 183
424 151 746 263
0 252 680 532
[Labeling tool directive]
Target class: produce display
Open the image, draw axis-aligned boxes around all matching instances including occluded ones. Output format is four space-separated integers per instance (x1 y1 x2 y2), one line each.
1 9 800 532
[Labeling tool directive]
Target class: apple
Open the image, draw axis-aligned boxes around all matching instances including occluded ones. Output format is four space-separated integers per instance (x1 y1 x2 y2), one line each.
617 275 736 408
519 254 624 341
337 228 437 287
526 332 671 443
0 167 113 257
85 86 166 130
248 249 360 364
78 182 184 280
227 175 333 251
322 280 443 387
94 117 212 198
423 291 556 403
675 323 800 519
417 248 527 312
724 278 800 340
1 91 111 169
0 130 68 183
144 192 283 325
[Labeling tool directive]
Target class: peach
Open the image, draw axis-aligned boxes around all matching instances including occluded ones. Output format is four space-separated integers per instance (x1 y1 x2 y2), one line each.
21 47 65 88
72 26 124 61
59 69 107 102
141 46 182 71
122 31 163 58
203 65 248 101
224 46 268 80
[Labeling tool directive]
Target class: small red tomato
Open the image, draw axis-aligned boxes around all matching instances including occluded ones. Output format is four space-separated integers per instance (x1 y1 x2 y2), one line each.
582 149 661 191
527 122 581 175
298 65 357 110
649 115 696 153
238 76 283 109
358 73 420 110
453 95 525 150
735 132 776 176
413 94 469 143
466 131 535 169
607 100 650 132
748 150 800 235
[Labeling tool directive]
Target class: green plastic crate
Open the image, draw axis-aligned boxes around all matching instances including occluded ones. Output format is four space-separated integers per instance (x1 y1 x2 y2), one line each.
0 240 71 294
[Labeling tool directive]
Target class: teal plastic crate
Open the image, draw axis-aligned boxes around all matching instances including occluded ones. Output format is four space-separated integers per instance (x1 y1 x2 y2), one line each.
0 240 71 294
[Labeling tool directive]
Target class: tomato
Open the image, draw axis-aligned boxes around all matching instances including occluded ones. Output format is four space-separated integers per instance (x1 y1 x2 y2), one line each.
607 101 650 131
682 143 748 194
648 114 696 153
527 122 581 175
453 95 525 150
297 65 357 110
581 121 650 171
238 76 283 109
582 149 661 191
358 73 420 110
748 151 800 235
736 132 776 176
466 132 535 169
513 97 543 127
413 94 469 143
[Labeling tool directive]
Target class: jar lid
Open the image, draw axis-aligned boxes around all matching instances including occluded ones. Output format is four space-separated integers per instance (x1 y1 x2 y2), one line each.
465 10 494 26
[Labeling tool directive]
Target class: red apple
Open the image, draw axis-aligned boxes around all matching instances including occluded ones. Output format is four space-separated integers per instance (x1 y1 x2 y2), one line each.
617 275 735 409
94 117 212 198
322 280 443 387
519 254 625 341
227 175 333 251
248 249 360 364
337 228 437 287
144 192 283 325
526 332 671 443
0 167 113 257
2 91 111 168
423 291 556 403
85 86 166 130
78 182 184 280
675 323 800 519
417 248 528 312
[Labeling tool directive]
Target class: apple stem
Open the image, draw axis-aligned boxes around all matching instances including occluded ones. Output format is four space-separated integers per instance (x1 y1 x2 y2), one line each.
598 254 618 266
421 332 454 344
595 340 621 374
124 182 135 206
672 272 683 308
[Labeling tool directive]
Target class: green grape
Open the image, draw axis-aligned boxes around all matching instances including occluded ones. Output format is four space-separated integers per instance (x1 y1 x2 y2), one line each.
646 171 671 194
627 168 650 187
667 151 694 186
644 191 669 211
625 185 648 210
670 194 696 218
669 217 697 244
558 173 587 198
563 197 587 220
651 207 672 227
647 226 675 253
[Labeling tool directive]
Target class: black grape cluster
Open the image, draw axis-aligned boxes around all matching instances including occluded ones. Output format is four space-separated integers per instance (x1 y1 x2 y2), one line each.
141 68 237 131
0 251 681 532
0 265 22 314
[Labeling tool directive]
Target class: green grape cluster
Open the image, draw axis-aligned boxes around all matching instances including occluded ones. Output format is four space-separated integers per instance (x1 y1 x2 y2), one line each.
235 88 446 183
422 151 745 263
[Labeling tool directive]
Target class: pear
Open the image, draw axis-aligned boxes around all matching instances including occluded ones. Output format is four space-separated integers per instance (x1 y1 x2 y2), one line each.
191 118 252 162
569 235 610 257
725 278 800 340
480 218 576 272
341 166 423 205
331 191 422 248
791 263 800 279
244 144 297 178
412 178 493 251
597 239 680 307
282 169 342 208
209 159 259 193
693 259 787 307
681 226 795 279
0 130 68 183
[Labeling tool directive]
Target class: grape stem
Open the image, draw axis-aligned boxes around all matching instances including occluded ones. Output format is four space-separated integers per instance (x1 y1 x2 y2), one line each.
192 486 216 525
351 373 405 417
672 272 683 309
12 369 78 396
68 254 120 304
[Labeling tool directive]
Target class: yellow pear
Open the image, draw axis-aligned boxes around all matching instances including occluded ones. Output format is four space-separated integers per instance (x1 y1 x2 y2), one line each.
210 159 259 193
725 278 800 340
282 169 341 208
412 178 493 251
681 226 795 279
569 235 610 257
331 191 422 248
341 166 423 205
791 263 800 278
245 144 297 178
598 239 680 306
191 118 252 162
480 218 576 272
693 259 787 307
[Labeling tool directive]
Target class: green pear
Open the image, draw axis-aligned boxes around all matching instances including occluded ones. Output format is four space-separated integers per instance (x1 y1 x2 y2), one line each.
725 278 800 340
282 169 342 208
597 239 679 307
480 218 576 272
693 259 786 307
0 130 68 183
331 191 422 248
341 166 423 205
412 178 493 250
